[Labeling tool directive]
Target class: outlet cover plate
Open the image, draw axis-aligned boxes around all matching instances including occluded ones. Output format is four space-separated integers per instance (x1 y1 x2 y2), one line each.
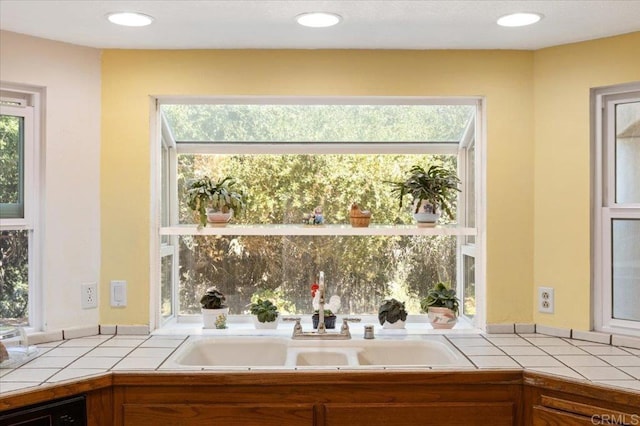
538 286 554 314
81 282 98 309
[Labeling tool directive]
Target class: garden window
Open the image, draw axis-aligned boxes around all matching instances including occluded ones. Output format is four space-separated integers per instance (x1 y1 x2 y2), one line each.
154 98 483 328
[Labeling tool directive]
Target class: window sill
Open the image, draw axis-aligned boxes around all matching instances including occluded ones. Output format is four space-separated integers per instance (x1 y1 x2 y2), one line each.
160 224 476 236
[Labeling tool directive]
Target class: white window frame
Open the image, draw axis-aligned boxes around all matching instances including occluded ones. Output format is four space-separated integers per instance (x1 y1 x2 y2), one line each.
150 96 485 330
0 85 43 330
593 83 640 336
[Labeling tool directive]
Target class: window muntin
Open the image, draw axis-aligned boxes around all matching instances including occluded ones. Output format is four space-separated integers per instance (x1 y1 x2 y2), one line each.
157 99 480 324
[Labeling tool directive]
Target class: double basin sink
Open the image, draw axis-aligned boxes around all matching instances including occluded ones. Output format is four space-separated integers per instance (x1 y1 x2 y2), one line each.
164 336 472 369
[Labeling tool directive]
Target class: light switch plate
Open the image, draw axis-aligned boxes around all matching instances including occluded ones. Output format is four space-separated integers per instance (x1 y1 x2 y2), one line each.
110 280 127 307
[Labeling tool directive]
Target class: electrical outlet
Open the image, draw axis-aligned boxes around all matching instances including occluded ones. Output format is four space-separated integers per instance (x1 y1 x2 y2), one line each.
538 286 554 314
81 282 98 309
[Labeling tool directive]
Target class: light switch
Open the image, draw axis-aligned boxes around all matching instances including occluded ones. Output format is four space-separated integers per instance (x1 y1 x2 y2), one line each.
111 280 127 307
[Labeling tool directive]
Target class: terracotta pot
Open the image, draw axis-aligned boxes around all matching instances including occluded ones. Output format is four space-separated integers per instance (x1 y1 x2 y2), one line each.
428 307 457 329
206 209 233 226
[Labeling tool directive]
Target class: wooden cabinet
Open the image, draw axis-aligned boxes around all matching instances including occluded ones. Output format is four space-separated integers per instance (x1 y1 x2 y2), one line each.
523 372 640 426
111 371 523 426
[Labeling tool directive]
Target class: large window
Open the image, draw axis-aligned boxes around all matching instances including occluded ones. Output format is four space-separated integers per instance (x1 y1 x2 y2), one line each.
594 85 640 335
0 88 40 329
154 98 482 327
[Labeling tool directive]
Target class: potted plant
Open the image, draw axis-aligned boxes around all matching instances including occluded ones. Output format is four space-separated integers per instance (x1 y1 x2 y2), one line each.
421 282 460 329
388 164 461 226
378 299 408 329
200 287 229 329
186 176 246 227
248 298 279 329
312 309 337 329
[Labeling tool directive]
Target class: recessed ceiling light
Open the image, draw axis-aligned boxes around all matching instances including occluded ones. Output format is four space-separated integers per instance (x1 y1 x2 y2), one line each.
107 12 154 27
497 12 542 27
296 12 341 28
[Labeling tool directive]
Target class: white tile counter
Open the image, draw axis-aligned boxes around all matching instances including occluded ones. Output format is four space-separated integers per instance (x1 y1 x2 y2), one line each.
2 330 640 395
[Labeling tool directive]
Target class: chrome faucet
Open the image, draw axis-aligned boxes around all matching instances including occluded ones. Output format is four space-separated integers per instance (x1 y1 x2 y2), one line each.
284 271 361 340
317 271 326 335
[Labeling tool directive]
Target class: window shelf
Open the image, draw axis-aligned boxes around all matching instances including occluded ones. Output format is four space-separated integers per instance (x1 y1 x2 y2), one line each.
159 224 477 237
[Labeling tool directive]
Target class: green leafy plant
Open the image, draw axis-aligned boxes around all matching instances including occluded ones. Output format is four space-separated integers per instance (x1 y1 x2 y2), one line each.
200 287 227 310
313 309 335 317
186 176 246 227
248 298 279 323
420 282 460 315
388 164 461 219
378 299 408 325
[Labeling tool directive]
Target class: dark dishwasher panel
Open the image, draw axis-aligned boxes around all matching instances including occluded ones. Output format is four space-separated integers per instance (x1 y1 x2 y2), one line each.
0 395 86 426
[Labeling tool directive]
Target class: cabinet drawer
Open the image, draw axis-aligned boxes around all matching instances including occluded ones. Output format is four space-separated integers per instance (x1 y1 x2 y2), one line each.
123 403 314 426
324 402 515 426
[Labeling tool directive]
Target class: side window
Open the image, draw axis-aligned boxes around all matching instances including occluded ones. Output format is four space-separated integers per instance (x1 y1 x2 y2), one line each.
594 86 640 334
0 90 40 329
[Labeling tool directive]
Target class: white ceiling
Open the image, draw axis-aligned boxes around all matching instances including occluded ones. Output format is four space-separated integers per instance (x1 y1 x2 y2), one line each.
1 0 639 50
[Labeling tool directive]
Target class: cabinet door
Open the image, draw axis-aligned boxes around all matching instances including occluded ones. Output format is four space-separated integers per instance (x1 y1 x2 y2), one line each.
532 406 597 426
324 402 515 426
122 403 314 426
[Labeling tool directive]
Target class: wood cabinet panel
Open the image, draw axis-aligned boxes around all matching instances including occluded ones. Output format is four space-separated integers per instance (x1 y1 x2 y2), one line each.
532 406 595 426
122 403 314 426
324 402 515 426
86 387 113 426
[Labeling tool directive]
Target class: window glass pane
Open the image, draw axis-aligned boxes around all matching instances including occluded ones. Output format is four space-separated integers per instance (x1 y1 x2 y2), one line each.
162 104 474 143
0 114 24 218
0 230 29 326
178 154 458 225
615 101 640 204
178 235 457 315
612 219 640 321
462 255 475 318
161 254 173 320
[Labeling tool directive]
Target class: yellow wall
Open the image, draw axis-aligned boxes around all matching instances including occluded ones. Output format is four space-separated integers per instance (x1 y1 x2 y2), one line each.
101 49 535 326
532 32 640 330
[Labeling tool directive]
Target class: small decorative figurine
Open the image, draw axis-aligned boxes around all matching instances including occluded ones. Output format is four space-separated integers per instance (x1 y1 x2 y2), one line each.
302 205 324 225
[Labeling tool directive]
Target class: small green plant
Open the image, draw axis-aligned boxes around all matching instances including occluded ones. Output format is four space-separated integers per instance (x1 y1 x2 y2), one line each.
378 299 408 325
313 309 335 317
248 299 279 323
200 287 227 310
420 282 460 315
388 164 461 219
186 176 246 227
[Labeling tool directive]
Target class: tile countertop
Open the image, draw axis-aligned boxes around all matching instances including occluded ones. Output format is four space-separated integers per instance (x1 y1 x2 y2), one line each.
1 331 640 396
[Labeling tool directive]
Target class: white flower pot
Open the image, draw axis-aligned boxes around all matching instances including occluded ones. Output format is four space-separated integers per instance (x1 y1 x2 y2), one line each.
382 319 406 329
413 200 440 227
202 307 229 329
252 317 279 329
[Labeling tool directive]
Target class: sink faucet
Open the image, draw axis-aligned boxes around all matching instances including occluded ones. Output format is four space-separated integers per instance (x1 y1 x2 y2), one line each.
317 271 326 335
283 271 361 340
